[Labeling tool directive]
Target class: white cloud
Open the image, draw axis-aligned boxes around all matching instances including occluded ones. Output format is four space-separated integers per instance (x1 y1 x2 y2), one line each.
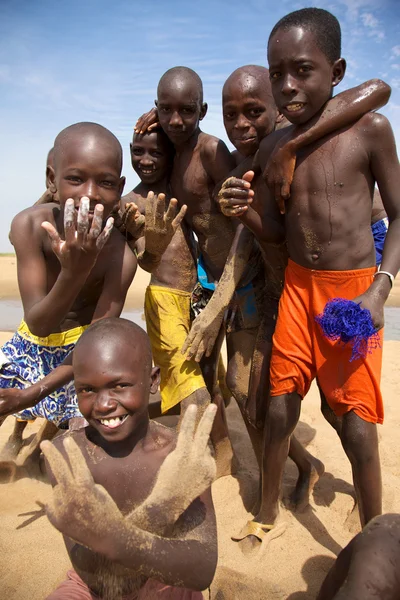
361 12 378 27
392 45 400 57
391 64 400 71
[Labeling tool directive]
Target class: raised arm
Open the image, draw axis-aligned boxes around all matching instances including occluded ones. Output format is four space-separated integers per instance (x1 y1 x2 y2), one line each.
265 79 391 211
11 199 113 337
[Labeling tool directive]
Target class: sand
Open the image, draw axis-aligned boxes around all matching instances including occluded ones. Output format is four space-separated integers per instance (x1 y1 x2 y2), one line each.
0 257 399 599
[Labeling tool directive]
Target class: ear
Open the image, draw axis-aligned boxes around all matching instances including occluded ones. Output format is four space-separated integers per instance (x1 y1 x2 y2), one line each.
155 99 158 107
150 366 161 394
47 165 57 194
130 142 133 155
199 102 208 121
331 58 346 88
275 112 290 131
118 176 126 197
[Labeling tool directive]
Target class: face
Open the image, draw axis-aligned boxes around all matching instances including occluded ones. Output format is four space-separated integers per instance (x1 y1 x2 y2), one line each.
223 76 277 157
74 337 159 445
49 136 125 220
130 132 171 185
157 79 207 147
268 26 345 125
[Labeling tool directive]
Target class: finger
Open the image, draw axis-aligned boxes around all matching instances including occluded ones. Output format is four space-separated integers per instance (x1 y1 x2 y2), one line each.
176 404 198 449
278 197 286 215
181 330 195 356
281 181 291 201
221 177 251 190
194 339 207 363
77 197 90 242
63 437 95 485
40 440 73 488
96 217 114 250
154 193 166 226
148 123 159 132
205 336 217 358
41 222 62 250
145 191 155 226
164 197 178 225
171 204 187 230
88 204 104 239
242 170 255 183
64 198 76 245
194 404 217 451
219 188 254 201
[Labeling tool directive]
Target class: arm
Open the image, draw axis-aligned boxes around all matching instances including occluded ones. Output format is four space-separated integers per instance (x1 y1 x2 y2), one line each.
353 113 400 328
41 405 218 591
182 225 254 361
264 79 391 212
12 199 113 337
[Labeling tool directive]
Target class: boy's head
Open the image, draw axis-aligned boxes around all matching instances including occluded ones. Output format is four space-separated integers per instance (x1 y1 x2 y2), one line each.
130 129 174 186
223 65 279 157
73 318 159 445
268 8 346 125
156 66 207 146
48 122 125 219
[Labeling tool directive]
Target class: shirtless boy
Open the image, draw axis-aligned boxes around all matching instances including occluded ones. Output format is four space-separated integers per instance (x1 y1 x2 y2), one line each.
41 318 217 599
221 8 400 536
120 128 233 474
0 122 137 457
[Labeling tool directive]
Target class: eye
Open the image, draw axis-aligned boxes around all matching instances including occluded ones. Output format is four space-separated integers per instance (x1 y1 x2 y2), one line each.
159 107 170 114
66 176 82 183
298 65 312 74
132 148 144 156
114 383 131 390
78 386 94 394
151 151 163 158
249 108 264 118
270 71 280 81
182 107 195 115
101 180 116 188
223 112 235 120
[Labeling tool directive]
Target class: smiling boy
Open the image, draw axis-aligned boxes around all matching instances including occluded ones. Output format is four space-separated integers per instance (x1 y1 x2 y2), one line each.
222 8 400 537
42 318 217 599
0 122 136 456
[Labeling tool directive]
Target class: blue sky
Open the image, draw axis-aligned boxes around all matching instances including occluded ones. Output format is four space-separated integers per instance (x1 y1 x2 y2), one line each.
0 0 399 251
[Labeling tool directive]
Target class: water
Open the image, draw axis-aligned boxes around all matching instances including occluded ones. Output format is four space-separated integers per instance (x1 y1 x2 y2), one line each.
0 299 399 340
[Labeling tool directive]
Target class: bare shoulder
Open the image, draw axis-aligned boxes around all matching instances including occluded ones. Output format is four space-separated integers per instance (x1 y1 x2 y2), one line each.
355 111 394 143
199 132 230 158
259 127 293 168
146 421 177 455
11 202 58 230
121 190 144 212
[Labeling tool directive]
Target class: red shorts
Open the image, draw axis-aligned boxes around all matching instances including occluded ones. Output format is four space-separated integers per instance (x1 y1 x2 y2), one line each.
269 260 383 424
46 570 204 600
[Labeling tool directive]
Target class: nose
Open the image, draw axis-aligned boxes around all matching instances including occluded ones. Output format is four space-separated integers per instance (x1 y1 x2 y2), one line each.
81 180 102 202
140 152 153 166
94 389 118 414
235 114 250 131
170 111 183 128
281 74 297 96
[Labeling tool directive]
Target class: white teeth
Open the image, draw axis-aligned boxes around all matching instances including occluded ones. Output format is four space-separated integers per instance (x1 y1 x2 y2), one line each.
286 103 303 112
100 415 127 429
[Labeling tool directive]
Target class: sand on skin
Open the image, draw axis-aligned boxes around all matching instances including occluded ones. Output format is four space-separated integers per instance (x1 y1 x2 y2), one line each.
0 257 400 599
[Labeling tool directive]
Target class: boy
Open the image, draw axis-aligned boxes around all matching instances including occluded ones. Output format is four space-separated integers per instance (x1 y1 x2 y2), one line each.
120 128 234 475
0 122 137 458
41 318 217 599
220 8 400 538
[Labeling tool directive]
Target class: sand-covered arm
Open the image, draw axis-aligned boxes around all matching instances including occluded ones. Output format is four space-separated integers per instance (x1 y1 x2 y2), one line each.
41 405 217 591
182 225 254 362
264 79 391 212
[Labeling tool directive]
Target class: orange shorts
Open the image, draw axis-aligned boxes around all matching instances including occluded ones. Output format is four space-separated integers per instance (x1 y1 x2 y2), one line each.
270 260 383 424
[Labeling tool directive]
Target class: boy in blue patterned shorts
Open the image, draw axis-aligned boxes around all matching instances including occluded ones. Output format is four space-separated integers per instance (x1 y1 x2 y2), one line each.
0 122 137 459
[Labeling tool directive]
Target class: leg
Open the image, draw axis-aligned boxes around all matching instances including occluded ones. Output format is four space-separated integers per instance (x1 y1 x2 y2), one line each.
318 380 343 436
0 418 29 459
340 410 381 527
287 434 324 511
16 419 58 476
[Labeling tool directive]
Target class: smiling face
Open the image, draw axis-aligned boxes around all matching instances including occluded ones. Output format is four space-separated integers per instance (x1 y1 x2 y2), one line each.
74 329 159 446
223 72 277 157
157 77 207 147
130 131 172 185
268 26 345 125
50 130 125 220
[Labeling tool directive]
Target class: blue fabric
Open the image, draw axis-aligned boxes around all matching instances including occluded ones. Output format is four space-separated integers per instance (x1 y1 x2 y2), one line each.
197 255 216 291
0 332 81 425
371 218 388 266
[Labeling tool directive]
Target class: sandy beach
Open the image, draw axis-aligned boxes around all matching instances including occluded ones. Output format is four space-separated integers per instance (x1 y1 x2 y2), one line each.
0 256 399 599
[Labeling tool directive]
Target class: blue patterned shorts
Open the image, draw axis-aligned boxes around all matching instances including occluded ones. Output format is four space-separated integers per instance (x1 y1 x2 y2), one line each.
0 321 87 426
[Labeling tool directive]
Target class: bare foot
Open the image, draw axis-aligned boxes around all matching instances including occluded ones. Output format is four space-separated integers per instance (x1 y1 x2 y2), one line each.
232 518 287 556
344 497 361 535
288 457 325 512
214 438 237 479
0 436 24 460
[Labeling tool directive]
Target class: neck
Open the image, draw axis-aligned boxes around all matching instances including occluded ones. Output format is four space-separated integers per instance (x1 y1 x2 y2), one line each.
174 127 201 154
134 177 169 197
86 415 150 458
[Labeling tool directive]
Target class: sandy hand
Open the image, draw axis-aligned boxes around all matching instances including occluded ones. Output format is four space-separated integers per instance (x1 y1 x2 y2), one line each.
0 387 34 418
142 405 217 520
141 193 187 260
263 134 296 214
120 202 146 240
41 436 123 553
41 197 114 274
134 107 159 134
182 307 225 362
218 171 254 217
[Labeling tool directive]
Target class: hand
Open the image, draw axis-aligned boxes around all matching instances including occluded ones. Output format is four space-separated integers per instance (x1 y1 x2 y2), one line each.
145 405 217 515
41 197 114 274
352 291 385 331
217 171 254 217
141 193 187 259
263 134 296 214
134 108 159 134
0 387 33 418
181 307 225 362
120 202 146 240
40 436 123 553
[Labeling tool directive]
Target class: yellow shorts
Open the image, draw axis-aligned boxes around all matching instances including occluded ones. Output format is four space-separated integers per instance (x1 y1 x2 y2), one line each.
145 286 230 413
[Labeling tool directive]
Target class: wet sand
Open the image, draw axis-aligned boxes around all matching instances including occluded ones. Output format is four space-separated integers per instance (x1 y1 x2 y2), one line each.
0 257 400 599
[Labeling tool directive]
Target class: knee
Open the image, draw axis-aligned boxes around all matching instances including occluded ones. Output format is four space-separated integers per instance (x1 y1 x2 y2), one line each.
268 395 300 440
341 413 378 463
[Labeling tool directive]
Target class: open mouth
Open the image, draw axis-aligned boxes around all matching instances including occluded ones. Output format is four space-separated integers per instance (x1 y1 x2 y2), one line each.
139 168 156 175
285 103 305 113
97 415 129 429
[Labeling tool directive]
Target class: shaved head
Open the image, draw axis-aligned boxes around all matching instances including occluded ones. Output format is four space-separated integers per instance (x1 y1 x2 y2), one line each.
158 66 203 105
74 318 152 374
223 65 273 101
53 122 122 173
